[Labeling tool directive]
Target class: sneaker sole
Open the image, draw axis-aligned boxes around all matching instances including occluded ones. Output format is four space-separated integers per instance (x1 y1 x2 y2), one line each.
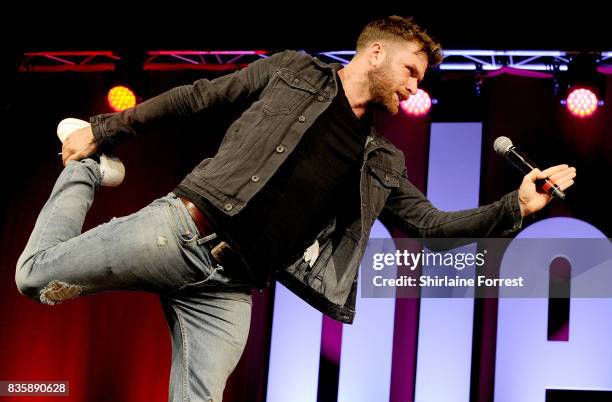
57 118 125 187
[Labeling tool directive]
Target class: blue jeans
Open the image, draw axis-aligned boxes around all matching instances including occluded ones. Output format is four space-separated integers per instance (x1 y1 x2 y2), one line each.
15 158 253 402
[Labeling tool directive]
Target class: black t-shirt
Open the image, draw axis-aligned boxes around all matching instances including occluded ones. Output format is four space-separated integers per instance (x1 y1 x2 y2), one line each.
174 76 369 273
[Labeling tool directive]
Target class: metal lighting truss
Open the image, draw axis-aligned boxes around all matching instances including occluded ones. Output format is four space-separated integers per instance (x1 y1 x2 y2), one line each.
18 50 612 72
19 51 121 72
316 50 612 72
143 50 269 71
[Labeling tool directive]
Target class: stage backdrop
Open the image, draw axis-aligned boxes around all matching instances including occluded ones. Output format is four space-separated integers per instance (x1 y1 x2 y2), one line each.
0 61 609 402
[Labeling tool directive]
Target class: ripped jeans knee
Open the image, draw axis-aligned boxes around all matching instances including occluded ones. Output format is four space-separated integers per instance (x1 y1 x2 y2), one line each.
16 256 83 305
38 280 83 305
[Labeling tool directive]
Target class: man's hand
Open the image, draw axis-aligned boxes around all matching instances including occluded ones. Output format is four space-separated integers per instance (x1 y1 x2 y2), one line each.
61 126 98 166
518 164 576 217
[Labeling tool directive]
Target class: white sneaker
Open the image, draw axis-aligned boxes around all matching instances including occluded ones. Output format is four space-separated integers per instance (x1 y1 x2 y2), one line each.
57 118 125 187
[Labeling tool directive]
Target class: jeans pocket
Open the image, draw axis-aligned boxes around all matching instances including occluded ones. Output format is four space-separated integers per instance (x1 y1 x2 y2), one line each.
165 199 200 244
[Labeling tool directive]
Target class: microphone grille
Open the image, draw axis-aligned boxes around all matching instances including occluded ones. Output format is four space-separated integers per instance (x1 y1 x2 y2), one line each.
493 136 513 156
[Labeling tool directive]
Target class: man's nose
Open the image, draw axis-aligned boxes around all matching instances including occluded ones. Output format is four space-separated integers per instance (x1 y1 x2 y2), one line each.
406 78 418 95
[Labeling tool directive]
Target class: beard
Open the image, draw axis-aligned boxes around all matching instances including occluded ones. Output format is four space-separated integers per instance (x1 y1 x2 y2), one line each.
367 61 400 114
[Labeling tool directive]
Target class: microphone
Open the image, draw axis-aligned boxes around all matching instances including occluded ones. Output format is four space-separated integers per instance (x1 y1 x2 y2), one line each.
493 136 566 200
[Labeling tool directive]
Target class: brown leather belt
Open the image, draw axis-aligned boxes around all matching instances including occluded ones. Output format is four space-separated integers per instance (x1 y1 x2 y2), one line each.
178 196 239 268
179 196 215 238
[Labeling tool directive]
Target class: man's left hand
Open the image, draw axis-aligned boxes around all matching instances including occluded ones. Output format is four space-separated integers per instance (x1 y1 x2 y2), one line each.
518 164 576 217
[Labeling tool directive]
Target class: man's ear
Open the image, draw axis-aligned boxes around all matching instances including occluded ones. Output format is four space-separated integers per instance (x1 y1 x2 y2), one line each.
368 42 387 68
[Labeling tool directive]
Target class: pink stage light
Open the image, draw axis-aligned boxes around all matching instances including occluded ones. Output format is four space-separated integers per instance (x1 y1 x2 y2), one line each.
566 88 599 118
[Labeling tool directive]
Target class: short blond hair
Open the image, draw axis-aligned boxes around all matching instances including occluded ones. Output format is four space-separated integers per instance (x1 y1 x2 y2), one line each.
356 16 443 67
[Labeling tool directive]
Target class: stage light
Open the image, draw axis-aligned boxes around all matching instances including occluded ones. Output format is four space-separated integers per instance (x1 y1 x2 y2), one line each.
107 86 136 112
566 88 599 118
400 89 432 116
562 53 605 118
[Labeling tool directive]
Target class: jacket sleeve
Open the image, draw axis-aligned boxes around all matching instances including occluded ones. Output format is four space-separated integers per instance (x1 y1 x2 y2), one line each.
379 168 523 239
89 51 290 148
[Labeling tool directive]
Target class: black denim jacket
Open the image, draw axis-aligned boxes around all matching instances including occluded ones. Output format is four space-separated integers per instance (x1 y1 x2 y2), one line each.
90 50 522 323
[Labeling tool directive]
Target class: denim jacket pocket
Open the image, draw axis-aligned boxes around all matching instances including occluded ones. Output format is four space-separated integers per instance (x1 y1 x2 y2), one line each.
263 68 317 115
367 165 401 219
368 165 401 188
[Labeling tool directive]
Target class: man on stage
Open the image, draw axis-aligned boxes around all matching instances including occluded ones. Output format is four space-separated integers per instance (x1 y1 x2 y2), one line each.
16 16 576 402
